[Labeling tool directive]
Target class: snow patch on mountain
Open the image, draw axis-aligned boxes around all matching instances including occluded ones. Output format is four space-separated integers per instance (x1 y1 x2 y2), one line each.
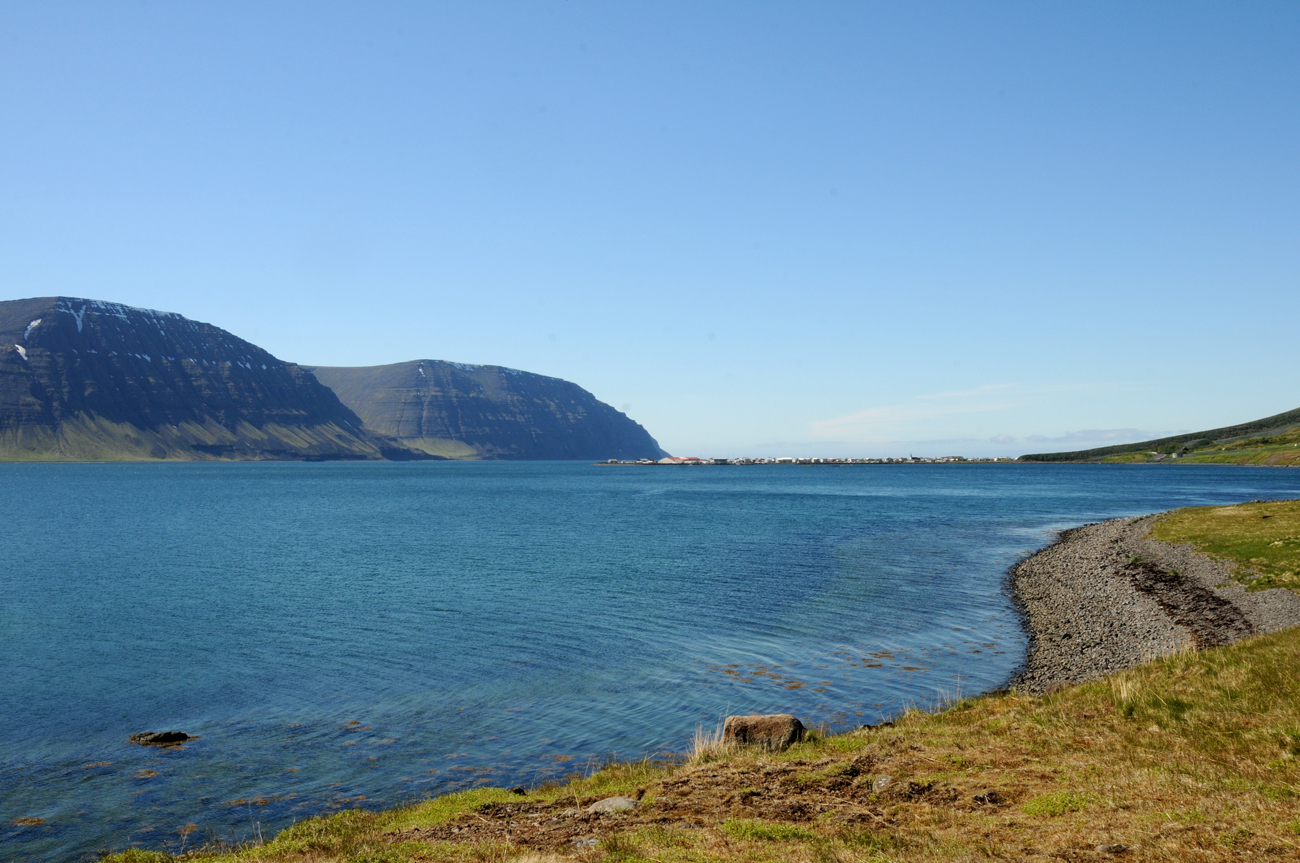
55 297 185 332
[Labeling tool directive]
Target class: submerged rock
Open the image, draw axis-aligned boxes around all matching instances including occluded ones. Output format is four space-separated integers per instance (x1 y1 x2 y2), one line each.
722 713 805 751
128 731 190 746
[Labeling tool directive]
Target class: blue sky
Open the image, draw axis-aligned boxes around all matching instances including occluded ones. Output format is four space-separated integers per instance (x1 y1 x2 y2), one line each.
2 2 1297 457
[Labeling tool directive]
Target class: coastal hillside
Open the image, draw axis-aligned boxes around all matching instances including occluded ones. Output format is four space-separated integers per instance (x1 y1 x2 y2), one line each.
0 296 424 461
310 361 668 460
1019 404 1300 465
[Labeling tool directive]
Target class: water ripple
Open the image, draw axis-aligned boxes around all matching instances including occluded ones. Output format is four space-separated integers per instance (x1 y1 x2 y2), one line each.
2 462 1298 860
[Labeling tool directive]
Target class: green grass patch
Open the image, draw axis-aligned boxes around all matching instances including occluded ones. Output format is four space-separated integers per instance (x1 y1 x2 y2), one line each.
1149 499 1300 591
1022 790 1092 817
108 853 173 863
1098 451 1161 463
381 788 522 833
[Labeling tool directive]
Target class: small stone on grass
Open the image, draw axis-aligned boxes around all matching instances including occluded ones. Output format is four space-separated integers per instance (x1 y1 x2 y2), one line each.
588 796 637 813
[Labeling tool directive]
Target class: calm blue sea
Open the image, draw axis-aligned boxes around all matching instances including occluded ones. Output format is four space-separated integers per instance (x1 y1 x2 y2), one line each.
3 462 1299 860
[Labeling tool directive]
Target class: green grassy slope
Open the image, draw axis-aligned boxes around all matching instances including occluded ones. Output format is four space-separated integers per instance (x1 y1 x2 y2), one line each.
1018 405 1300 464
0 414 393 462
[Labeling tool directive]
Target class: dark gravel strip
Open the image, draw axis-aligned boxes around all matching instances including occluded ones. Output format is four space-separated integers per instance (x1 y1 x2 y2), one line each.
1119 557 1252 648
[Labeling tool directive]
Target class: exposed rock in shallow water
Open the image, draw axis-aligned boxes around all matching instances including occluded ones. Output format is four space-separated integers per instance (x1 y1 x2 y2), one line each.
128 731 189 746
722 713 805 751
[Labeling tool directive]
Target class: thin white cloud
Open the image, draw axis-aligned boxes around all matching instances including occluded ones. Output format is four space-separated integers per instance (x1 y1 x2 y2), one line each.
1024 428 1175 445
810 385 1026 440
914 383 1017 401
810 382 1141 443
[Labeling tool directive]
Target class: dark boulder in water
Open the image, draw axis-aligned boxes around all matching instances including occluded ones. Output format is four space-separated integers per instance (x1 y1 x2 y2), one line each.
128 731 190 746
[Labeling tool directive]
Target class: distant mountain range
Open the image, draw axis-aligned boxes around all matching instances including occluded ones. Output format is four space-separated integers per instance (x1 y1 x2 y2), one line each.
1019 406 1300 465
310 361 667 461
0 297 666 462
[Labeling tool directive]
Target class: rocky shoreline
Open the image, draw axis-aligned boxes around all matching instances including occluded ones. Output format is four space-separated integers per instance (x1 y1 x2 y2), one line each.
1009 513 1300 694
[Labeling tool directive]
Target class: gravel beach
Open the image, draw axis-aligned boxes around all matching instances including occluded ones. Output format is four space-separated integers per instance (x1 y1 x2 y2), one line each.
1009 514 1300 694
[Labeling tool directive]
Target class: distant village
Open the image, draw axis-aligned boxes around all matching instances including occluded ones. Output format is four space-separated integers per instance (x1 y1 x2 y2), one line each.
599 455 1014 466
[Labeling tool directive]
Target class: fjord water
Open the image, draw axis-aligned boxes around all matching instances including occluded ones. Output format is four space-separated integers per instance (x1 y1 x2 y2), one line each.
4 463 1299 859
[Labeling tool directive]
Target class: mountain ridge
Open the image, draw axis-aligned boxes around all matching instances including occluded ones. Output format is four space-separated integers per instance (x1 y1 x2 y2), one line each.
0 297 667 462
309 360 668 461
0 296 428 461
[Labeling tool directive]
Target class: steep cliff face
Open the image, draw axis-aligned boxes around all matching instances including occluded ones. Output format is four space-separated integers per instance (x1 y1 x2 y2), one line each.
0 297 418 461
310 361 668 460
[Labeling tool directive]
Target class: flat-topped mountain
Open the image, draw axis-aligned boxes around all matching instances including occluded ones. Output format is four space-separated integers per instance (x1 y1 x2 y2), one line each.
0 296 669 462
0 296 423 461
309 360 668 460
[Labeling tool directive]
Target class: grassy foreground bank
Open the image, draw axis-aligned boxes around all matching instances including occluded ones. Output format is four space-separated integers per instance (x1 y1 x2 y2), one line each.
105 503 1300 863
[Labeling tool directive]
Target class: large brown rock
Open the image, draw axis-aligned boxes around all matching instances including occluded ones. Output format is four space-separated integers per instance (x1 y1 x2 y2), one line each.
722 713 805 751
